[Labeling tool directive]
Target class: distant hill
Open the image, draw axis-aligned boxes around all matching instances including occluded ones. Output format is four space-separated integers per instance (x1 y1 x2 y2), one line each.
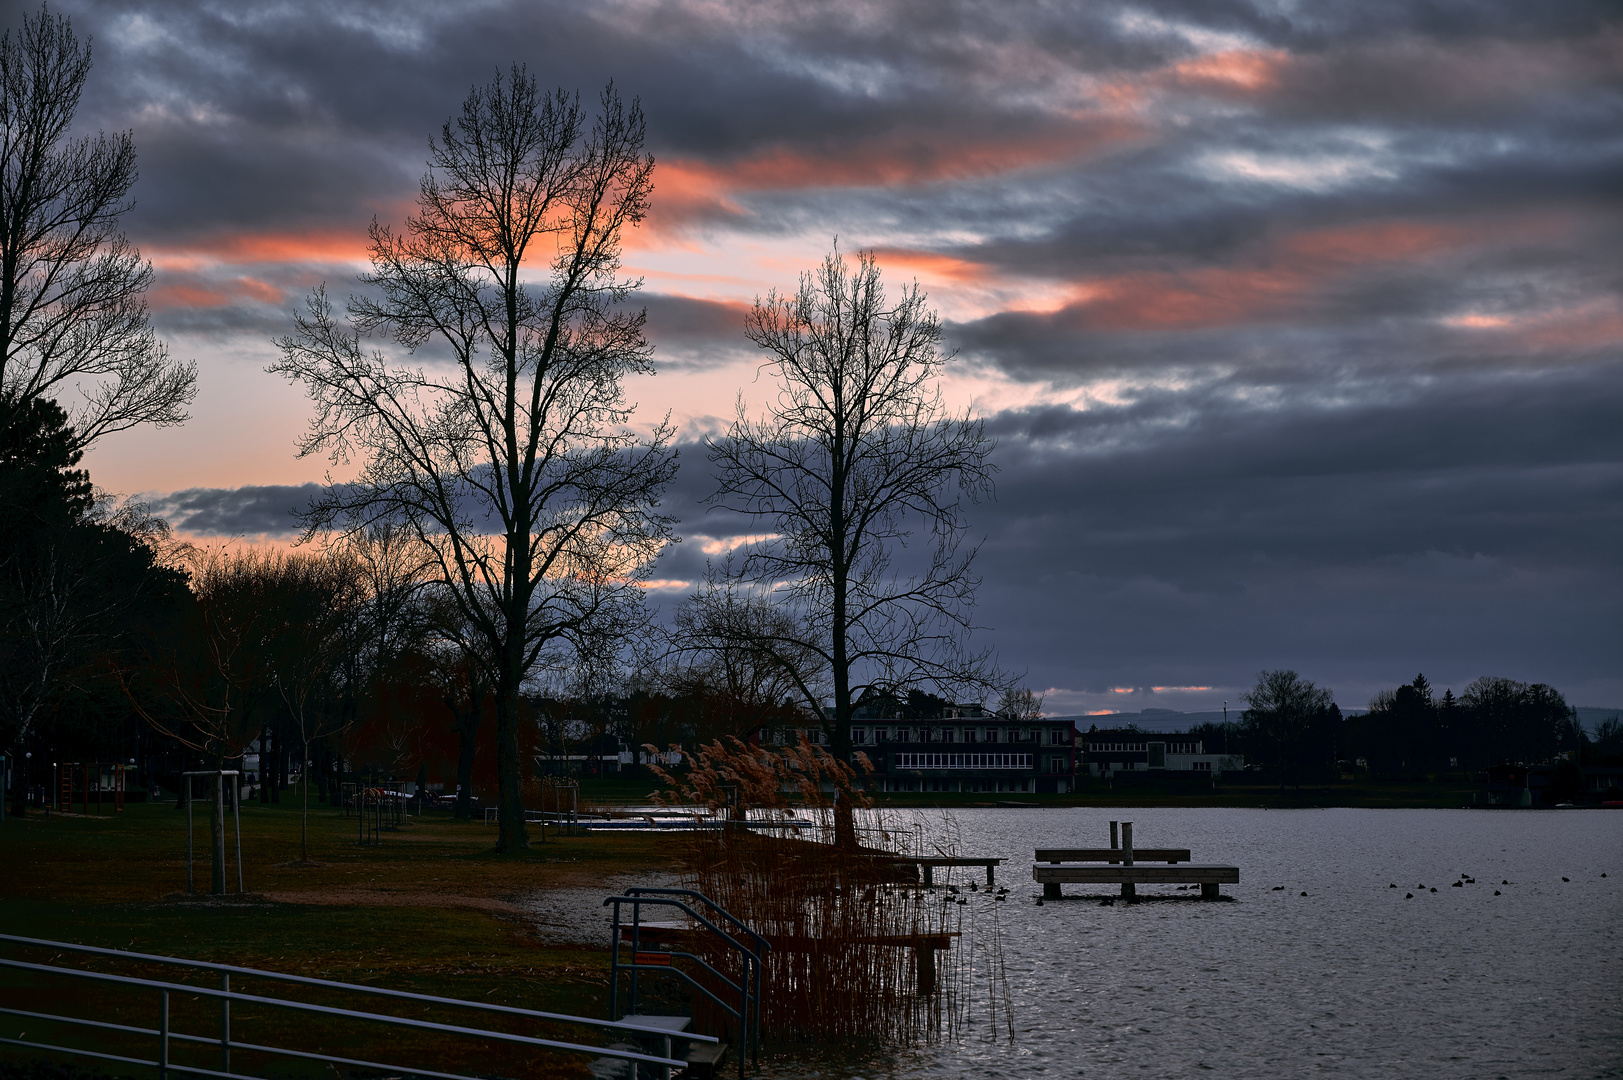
1053 710 1232 733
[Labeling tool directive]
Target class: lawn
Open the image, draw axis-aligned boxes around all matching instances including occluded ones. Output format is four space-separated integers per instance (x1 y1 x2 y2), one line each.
0 798 687 1079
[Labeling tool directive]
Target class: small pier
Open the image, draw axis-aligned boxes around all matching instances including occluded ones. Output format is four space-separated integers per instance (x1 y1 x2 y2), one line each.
1033 821 1239 901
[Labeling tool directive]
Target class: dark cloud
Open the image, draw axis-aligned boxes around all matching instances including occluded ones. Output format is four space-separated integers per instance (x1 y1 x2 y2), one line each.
153 483 323 536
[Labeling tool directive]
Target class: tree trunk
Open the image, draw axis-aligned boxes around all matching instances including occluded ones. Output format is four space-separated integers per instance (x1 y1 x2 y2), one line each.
300 737 311 862
259 723 271 803
271 728 283 803
493 678 529 852
452 681 485 821
209 768 226 894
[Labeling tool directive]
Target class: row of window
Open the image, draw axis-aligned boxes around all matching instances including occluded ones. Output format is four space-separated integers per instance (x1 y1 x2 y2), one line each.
894 753 1035 770
1084 742 1202 755
854 727 1071 745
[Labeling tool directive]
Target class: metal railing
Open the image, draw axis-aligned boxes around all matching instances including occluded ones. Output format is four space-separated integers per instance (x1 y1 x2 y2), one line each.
0 933 713 1078
604 891 769 1077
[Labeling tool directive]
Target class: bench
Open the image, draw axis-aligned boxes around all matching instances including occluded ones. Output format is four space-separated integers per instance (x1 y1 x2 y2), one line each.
1033 863 1239 900
1033 822 1237 901
1035 848 1190 864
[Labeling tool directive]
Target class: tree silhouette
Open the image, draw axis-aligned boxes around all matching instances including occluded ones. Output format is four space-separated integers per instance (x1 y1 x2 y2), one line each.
0 4 194 451
273 71 674 851
705 245 998 841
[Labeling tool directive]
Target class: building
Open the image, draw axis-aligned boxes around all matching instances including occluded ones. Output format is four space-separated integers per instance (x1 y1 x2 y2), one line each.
847 700 1077 794
1079 726 1243 778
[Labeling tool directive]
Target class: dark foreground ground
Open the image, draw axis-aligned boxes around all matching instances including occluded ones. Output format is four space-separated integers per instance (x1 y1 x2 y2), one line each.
0 800 686 1079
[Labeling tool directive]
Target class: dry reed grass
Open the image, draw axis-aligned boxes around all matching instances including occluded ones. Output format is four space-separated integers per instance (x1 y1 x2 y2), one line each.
644 737 1011 1047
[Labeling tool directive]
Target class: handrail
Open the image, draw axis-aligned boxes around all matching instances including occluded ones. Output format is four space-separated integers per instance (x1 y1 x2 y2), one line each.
605 894 763 1076
0 943 691 1076
621 888 772 956
621 887 767 1066
0 932 702 1042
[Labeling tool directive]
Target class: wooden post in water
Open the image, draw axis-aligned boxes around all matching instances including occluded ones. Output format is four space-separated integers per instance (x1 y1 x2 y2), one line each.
1109 820 1118 850
1120 822 1135 901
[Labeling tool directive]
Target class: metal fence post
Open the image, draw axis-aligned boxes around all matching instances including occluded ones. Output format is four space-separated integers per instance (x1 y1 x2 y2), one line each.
185 780 194 894
221 972 231 1072
158 988 169 1080
233 781 244 893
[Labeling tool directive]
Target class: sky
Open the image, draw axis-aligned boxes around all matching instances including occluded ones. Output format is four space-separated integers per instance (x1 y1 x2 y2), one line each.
25 0 1622 715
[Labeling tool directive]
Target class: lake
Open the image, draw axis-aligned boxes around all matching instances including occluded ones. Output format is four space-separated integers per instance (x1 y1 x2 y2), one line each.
749 807 1622 1079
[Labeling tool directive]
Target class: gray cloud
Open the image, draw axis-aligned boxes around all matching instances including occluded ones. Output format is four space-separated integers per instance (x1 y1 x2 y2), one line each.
152 483 323 536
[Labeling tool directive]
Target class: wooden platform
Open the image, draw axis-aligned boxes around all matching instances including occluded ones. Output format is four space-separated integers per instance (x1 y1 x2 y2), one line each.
1035 848 1190 864
858 855 1003 885
1033 863 1238 900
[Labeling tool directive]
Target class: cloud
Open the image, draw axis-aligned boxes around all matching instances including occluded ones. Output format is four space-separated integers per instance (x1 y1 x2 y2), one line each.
42 0 1620 711
151 483 323 536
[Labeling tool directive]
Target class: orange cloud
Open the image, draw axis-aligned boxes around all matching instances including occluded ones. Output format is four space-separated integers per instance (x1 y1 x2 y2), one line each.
648 117 1147 230
867 248 991 285
1070 218 1483 331
148 229 371 268
1168 48 1291 95
148 275 286 310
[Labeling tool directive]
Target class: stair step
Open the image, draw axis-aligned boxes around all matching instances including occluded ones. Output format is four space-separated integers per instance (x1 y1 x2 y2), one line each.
682 1040 729 1078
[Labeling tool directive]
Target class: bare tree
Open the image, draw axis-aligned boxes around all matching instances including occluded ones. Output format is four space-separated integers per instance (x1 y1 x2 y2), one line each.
997 687 1045 721
670 570 825 741
706 245 998 841
0 4 195 451
272 71 676 852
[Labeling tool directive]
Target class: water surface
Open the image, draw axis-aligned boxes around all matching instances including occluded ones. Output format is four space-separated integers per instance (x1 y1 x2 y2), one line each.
753 807 1621 1079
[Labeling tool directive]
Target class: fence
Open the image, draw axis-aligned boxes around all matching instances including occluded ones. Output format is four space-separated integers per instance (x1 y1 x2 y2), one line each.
0 933 709 1079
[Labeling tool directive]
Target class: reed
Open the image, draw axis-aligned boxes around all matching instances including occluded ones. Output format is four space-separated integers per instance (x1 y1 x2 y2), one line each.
645 737 1010 1046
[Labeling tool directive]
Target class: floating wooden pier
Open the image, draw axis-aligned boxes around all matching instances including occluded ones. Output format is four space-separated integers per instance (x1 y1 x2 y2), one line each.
1032 822 1239 901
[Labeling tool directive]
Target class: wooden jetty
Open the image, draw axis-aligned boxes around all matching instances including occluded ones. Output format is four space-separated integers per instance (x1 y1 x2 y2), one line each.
859 854 1004 885
1032 821 1238 901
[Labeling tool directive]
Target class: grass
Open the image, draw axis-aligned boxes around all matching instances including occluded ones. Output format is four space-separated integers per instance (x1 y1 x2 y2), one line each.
0 797 687 1079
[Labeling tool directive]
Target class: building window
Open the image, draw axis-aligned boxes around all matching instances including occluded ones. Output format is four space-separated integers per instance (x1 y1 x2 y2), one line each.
894 752 1033 770
851 728 868 745
983 728 999 744
941 728 955 744
961 728 976 744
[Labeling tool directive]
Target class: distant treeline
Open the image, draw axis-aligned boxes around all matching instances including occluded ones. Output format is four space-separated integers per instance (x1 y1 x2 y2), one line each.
1186 670 1622 784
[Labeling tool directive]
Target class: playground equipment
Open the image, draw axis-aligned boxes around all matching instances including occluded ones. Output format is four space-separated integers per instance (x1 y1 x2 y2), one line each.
182 770 244 895
55 762 132 815
341 782 409 845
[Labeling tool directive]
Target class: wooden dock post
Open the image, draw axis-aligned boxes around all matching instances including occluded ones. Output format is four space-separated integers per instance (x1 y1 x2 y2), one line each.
1120 822 1135 901
1109 820 1118 850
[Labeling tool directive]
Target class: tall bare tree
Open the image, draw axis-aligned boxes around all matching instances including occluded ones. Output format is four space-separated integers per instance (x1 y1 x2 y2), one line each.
272 71 675 852
0 4 194 450
706 245 998 841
